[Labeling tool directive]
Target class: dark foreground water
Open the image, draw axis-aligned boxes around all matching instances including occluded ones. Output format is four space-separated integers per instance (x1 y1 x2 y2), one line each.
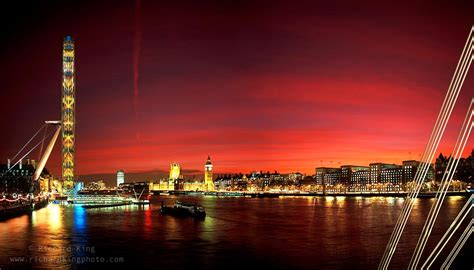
0 195 471 269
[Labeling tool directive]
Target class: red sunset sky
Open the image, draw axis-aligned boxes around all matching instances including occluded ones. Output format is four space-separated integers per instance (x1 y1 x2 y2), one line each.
0 0 473 177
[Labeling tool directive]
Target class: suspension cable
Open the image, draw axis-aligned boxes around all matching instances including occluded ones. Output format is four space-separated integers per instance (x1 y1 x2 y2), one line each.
37 124 48 162
7 128 58 173
379 27 474 270
422 195 473 268
11 124 46 162
409 100 473 268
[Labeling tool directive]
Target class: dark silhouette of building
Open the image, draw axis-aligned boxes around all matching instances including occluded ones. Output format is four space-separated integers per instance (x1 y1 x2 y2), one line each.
435 150 473 182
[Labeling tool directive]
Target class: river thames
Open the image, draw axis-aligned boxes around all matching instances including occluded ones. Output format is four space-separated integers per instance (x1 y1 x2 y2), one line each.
0 195 471 269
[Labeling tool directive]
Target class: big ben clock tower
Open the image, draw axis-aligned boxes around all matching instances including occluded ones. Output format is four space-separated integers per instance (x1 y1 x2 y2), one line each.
204 156 215 191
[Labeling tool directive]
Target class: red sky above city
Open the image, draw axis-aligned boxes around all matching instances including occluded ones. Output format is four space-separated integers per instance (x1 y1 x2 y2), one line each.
0 1 473 177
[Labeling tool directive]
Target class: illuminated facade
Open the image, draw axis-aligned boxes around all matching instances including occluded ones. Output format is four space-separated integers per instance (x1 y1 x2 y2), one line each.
204 156 214 191
183 182 204 191
369 163 399 184
380 167 403 184
61 36 75 190
117 170 125 187
169 163 181 190
341 165 369 185
150 180 173 191
315 167 340 185
350 170 370 189
403 160 419 182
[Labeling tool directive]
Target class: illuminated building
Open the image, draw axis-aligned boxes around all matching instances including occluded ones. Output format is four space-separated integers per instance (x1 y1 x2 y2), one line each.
288 172 303 180
315 168 324 185
204 156 214 191
75 181 84 192
39 176 50 192
85 180 106 190
169 163 181 190
369 163 399 184
341 165 369 185
117 170 125 187
350 170 370 190
0 159 36 178
62 36 76 190
169 163 181 180
183 181 203 191
288 172 304 184
269 171 284 185
215 175 233 190
402 160 419 182
259 172 271 187
315 167 340 185
380 166 403 185
149 180 173 191
426 165 435 181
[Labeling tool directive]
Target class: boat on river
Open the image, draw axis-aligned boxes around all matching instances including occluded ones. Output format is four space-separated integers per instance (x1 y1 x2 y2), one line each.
69 194 132 208
159 201 206 219
0 194 49 220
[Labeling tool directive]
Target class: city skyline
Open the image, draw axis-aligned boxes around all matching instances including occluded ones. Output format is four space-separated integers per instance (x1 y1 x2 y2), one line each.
0 2 472 269
10 149 469 187
1 1 473 176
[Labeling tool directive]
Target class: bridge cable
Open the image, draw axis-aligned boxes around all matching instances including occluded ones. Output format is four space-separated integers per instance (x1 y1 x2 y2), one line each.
37 124 48 163
7 128 58 173
382 31 473 270
378 27 474 269
422 195 473 268
10 124 46 162
410 100 473 268
441 218 473 269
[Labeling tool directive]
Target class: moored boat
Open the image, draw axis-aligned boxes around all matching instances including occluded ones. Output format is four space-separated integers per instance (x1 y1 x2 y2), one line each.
81 201 132 209
69 194 132 208
159 201 206 219
0 195 49 220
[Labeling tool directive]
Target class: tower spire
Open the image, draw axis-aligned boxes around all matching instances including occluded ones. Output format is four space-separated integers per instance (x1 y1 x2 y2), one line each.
204 155 214 191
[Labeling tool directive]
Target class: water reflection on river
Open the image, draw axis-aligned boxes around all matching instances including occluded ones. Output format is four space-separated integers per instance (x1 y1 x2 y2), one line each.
0 195 471 269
